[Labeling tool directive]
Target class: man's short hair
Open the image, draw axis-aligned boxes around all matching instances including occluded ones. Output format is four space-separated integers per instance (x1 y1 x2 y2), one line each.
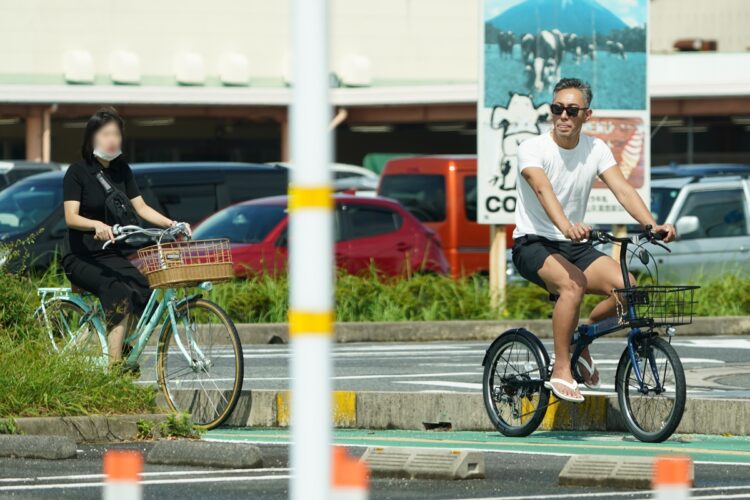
553 78 593 107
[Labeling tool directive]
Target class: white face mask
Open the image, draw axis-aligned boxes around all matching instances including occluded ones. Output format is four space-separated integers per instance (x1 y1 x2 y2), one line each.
93 147 122 161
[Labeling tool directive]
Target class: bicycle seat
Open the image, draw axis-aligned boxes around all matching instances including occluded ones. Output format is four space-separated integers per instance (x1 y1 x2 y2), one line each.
70 284 88 295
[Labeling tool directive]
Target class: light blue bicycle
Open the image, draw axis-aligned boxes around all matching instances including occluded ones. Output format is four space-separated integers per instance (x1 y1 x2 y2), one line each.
36 223 243 430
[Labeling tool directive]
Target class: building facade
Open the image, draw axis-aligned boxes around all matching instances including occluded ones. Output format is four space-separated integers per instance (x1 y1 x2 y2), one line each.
0 0 748 166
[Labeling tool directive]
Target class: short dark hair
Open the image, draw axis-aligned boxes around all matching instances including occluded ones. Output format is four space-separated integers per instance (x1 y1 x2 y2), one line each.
553 78 593 107
81 106 124 163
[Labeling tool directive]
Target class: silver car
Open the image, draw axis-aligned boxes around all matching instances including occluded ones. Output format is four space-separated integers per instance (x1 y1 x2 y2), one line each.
506 174 750 283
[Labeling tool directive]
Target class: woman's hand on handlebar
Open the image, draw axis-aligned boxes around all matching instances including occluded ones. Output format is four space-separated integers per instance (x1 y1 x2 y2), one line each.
651 223 677 243
170 220 192 238
92 221 115 242
564 222 591 242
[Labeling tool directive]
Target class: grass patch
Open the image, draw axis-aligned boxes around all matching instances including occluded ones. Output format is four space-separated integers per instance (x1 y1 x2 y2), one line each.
159 412 204 439
0 253 157 418
19 251 750 325
0 418 17 435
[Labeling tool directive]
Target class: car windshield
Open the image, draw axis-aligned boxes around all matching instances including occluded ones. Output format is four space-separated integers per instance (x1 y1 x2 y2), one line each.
651 187 680 225
193 204 287 243
378 174 446 222
0 177 62 237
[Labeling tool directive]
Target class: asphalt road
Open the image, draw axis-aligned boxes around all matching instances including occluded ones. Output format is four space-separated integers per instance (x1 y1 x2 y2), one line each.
1 431 748 500
136 336 750 398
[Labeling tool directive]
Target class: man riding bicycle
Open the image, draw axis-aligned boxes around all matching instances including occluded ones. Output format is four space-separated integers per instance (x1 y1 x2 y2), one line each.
511 78 677 403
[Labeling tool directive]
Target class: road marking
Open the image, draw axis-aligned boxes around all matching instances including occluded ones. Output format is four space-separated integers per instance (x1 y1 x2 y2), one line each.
460 484 750 499
673 339 750 350
205 429 750 464
0 474 290 491
0 468 290 483
393 380 484 390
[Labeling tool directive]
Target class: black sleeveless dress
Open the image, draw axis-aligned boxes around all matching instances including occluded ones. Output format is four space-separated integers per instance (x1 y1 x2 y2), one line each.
61 157 151 329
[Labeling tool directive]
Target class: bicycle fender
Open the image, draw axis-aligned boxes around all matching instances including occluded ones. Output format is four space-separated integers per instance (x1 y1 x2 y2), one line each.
36 295 93 319
35 296 107 335
481 328 550 367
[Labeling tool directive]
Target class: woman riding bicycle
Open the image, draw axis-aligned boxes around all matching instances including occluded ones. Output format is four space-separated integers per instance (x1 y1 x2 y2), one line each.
512 78 676 403
61 106 191 368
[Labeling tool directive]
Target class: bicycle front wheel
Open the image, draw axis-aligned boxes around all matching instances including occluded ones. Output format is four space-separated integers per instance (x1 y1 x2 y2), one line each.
616 335 686 442
157 297 244 430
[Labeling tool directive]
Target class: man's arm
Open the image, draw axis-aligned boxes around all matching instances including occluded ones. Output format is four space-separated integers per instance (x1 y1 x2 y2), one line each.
521 167 590 241
599 166 676 242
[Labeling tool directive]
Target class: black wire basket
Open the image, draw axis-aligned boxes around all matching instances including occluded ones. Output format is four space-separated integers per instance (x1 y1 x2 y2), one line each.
613 285 700 326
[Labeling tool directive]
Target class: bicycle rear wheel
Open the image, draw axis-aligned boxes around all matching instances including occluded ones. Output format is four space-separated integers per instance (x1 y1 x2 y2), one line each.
157 297 243 430
482 329 550 437
35 299 104 360
616 335 686 442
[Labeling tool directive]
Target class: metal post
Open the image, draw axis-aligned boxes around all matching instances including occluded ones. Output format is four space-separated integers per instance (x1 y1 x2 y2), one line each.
489 224 507 309
289 0 333 499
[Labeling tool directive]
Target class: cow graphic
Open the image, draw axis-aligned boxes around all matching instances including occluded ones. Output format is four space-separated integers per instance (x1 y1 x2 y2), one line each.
489 93 550 191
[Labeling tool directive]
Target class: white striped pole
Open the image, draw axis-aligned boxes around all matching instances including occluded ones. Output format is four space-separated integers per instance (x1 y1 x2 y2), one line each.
289 0 333 499
102 450 142 500
652 455 692 499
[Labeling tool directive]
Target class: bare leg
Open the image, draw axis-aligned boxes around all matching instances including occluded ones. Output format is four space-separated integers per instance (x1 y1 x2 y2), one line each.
538 254 588 400
578 256 638 385
107 316 129 365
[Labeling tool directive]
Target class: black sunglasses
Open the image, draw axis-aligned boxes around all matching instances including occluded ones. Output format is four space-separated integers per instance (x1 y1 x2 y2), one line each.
550 103 589 117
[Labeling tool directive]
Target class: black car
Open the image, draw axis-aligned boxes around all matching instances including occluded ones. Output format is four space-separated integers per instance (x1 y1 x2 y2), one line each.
0 160 63 191
0 162 289 272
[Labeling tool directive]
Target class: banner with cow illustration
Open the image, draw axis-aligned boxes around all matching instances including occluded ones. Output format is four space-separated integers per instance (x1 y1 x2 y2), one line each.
477 0 649 225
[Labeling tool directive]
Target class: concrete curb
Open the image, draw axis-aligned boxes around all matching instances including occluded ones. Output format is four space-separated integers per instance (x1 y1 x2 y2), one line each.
0 414 170 443
0 435 77 459
146 439 263 468
223 390 750 436
233 316 750 344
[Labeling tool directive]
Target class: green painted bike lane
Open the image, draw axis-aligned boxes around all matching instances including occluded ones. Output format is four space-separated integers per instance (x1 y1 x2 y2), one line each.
205 428 750 465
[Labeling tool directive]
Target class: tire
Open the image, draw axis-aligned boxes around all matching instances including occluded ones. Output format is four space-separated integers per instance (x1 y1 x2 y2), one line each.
615 335 686 443
482 330 550 437
157 298 244 430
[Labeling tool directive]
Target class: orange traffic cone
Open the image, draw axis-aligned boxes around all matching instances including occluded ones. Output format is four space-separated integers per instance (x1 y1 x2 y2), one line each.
652 455 693 499
103 450 143 500
332 446 369 500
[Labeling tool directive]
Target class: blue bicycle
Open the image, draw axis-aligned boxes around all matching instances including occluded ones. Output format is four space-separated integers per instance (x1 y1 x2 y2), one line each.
481 225 698 442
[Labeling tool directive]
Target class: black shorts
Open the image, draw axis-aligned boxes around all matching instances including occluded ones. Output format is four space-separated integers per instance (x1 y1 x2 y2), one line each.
511 234 607 295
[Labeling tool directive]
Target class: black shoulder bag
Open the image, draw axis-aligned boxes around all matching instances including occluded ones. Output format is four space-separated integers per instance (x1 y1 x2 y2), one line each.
92 168 140 227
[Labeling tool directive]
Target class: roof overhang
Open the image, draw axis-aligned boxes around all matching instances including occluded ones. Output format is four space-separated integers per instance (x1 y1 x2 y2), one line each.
0 53 748 107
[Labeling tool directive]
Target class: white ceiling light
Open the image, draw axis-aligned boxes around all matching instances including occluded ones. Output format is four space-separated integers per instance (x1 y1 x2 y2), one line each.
219 52 250 86
109 50 141 84
174 52 206 85
336 53 372 87
63 50 95 84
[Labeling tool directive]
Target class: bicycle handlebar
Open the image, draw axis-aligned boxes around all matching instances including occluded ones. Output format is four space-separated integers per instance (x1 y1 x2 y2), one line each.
589 224 671 253
102 222 191 250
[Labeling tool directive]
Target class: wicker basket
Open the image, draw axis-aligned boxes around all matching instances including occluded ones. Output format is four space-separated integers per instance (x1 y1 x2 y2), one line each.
136 239 233 289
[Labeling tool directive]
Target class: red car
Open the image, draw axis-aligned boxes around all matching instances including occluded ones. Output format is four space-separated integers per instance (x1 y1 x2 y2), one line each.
192 194 450 277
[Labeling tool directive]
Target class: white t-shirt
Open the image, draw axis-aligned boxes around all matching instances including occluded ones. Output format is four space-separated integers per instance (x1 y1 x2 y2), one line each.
513 131 617 241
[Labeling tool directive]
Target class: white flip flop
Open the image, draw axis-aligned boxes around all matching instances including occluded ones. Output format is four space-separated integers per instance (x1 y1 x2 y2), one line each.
576 355 601 390
544 378 585 403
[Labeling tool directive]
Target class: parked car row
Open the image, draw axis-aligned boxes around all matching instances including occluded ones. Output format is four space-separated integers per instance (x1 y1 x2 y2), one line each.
190 194 448 277
506 164 750 283
2 157 748 282
0 162 289 272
